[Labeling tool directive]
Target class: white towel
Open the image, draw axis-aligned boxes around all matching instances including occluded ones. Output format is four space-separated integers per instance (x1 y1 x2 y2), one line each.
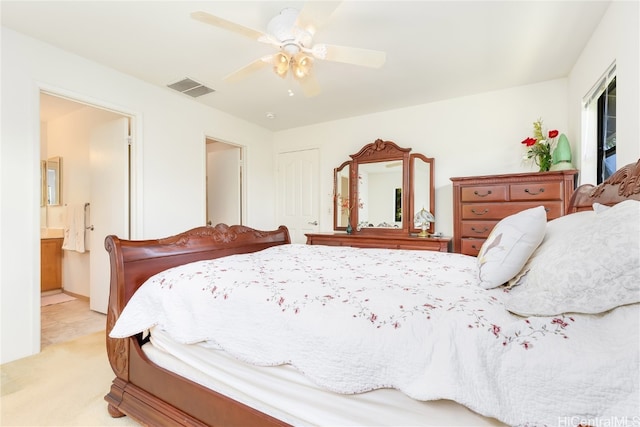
62 203 86 253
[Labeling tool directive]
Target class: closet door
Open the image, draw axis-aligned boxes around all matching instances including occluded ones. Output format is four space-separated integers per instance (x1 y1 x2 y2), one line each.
277 149 319 244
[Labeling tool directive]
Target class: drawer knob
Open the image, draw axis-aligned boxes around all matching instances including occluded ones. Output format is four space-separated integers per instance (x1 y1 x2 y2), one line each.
471 226 489 233
470 208 489 216
524 188 545 195
473 190 492 197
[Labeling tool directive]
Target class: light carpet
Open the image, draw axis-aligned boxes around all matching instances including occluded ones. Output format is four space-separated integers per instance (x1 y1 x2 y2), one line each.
0 331 138 426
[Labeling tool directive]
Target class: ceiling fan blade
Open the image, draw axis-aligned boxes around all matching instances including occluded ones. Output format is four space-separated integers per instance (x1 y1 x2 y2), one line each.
313 44 386 68
191 11 267 41
298 73 321 98
295 1 342 35
224 56 272 83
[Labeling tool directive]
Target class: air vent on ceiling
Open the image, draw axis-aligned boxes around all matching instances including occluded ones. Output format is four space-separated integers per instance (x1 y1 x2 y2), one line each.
167 78 214 98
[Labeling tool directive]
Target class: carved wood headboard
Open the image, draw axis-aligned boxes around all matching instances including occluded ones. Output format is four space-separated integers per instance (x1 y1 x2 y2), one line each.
568 159 640 212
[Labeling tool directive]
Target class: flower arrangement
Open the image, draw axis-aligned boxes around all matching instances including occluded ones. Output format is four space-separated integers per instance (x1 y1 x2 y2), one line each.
336 194 363 233
337 195 363 216
521 118 559 172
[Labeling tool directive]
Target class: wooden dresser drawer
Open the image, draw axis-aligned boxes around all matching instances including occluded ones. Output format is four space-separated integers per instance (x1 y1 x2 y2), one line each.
306 233 451 252
461 238 485 256
460 221 498 238
451 170 578 254
460 185 507 202
461 201 562 220
510 182 562 201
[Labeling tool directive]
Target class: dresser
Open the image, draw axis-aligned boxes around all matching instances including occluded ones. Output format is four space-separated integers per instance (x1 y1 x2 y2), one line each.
450 170 578 256
306 233 451 252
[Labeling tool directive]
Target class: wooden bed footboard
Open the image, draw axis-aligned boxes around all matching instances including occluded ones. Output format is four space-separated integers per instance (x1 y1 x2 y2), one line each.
104 224 291 426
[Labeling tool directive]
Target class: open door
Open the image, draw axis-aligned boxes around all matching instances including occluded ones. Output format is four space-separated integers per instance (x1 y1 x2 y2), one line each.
89 117 130 313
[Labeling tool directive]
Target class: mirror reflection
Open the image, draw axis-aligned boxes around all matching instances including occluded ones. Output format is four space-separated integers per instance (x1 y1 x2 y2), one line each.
334 162 351 229
358 161 403 228
410 154 435 235
46 156 62 206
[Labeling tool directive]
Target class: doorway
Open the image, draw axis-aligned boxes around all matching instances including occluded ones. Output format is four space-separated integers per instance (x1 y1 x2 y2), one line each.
39 91 131 346
205 139 244 227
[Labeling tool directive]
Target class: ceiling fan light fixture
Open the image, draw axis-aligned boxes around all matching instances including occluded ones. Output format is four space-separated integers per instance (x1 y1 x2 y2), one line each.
273 52 290 78
282 42 301 55
292 54 313 80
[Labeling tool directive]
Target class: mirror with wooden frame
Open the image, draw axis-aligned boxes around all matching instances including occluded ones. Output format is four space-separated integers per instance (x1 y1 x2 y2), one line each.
333 160 352 229
333 139 435 235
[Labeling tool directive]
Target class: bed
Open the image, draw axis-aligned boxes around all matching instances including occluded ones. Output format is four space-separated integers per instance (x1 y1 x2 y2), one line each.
104 160 640 427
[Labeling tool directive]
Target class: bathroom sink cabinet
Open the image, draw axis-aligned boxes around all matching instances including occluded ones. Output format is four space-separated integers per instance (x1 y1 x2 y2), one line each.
41 237 63 291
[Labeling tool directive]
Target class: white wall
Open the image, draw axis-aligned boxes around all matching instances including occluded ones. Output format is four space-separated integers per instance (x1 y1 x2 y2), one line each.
568 0 640 183
275 79 569 237
1 27 276 363
274 1 639 238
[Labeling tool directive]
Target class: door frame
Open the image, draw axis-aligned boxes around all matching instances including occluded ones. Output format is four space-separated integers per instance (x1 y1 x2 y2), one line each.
36 84 140 349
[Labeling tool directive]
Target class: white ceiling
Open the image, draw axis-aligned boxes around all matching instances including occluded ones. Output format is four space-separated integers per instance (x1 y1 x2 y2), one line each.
2 1 610 131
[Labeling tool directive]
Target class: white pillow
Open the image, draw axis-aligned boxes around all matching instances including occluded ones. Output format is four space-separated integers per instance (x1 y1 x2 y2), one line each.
476 206 547 289
506 200 640 316
593 202 611 214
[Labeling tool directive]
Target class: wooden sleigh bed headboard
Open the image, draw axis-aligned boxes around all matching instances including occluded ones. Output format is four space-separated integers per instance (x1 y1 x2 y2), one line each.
569 159 640 211
103 160 640 427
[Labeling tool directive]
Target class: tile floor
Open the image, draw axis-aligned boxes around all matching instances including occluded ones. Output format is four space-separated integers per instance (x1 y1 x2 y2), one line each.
41 296 107 349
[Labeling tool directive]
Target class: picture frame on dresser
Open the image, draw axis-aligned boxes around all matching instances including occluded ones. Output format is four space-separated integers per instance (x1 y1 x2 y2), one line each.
450 170 578 255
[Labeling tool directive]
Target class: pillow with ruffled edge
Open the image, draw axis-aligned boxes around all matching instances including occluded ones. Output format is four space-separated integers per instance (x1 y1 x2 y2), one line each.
593 202 611 214
506 200 640 316
476 206 547 289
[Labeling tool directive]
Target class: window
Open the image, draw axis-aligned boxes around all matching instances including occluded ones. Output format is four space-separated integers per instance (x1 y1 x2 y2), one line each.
597 77 616 183
582 63 616 185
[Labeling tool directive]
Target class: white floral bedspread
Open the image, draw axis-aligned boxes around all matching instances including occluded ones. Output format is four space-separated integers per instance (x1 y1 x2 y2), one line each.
110 244 639 426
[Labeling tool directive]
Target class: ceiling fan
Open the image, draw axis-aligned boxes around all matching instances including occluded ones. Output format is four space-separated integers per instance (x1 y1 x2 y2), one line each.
191 2 386 97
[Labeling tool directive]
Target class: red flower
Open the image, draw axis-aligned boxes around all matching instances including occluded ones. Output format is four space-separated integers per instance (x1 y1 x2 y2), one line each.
521 137 537 147
548 130 559 138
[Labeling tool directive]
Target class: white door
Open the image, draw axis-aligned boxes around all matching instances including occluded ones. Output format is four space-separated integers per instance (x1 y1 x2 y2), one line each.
277 149 320 243
89 117 129 313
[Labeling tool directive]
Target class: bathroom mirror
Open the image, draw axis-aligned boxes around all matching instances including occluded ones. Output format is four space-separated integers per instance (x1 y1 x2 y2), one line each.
40 160 47 207
46 156 62 206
